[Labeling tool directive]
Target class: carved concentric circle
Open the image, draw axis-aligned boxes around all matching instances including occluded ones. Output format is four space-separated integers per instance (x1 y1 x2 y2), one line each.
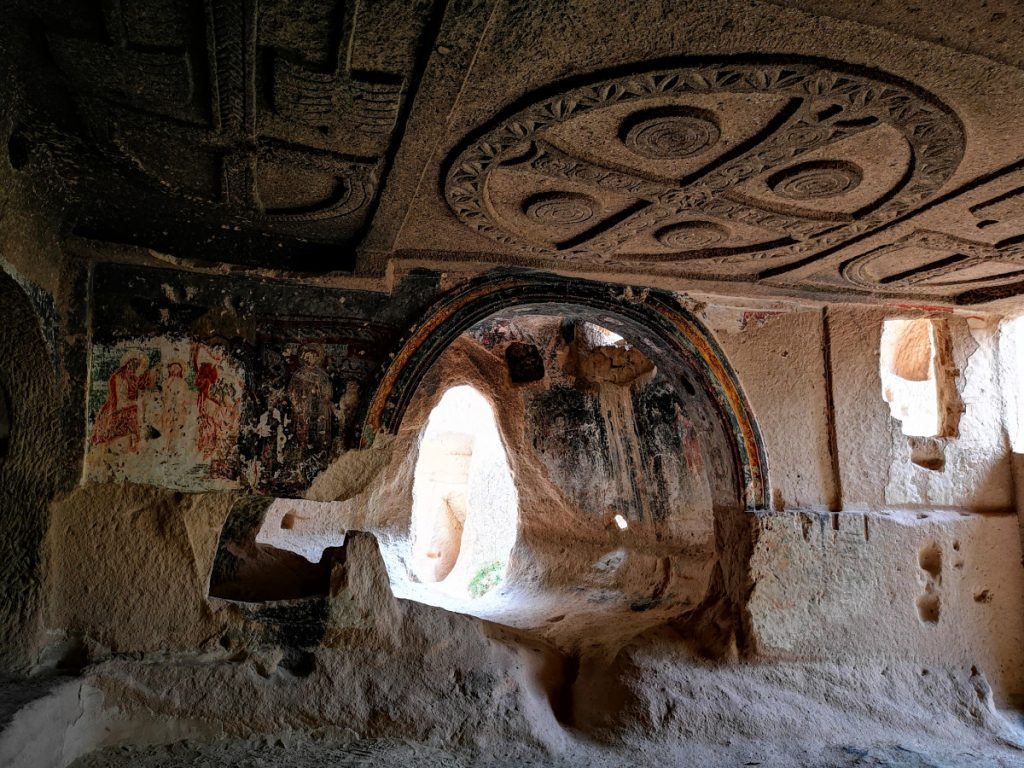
445 58 965 268
655 221 729 249
523 192 597 225
768 160 863 200
621 107 721 160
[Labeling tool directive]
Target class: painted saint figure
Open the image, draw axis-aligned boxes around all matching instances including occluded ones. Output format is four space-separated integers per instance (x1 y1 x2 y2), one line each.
91 351 156 451
253 349 292 491
193 342 225 460
160 361 190 453
288 343 333 461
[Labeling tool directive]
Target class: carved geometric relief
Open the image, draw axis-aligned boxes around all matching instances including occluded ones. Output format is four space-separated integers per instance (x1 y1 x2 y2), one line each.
970 186 1024 228
444 59 965 273
796 162 1024 300
767 160 863 201
842 231 1024 293
24 0 432 267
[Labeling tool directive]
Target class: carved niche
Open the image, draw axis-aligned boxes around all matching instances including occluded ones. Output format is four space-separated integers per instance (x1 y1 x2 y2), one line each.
444 59 965 277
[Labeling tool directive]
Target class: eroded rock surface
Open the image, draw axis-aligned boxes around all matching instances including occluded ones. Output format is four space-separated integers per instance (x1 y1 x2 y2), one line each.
3 1 1024 765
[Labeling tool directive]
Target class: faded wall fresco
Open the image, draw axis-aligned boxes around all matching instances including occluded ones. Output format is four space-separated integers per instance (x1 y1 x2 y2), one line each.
247 319 381 494
87 339 246 489
83 263 751 502
86 331 383 492
84 263 442 493
467 315 739 538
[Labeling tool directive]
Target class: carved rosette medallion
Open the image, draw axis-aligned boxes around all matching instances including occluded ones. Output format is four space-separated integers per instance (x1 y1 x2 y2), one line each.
621 107 721 160
523 192 598 224
444 59 964 273
768 160 863 200
655 221 729 249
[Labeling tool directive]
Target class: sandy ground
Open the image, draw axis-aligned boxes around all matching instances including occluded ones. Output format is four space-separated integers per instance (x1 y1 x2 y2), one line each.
69 733 1024 768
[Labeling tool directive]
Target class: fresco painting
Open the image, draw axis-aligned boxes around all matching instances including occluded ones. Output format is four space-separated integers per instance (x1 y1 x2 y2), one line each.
86 329 372 493
87 339 245 490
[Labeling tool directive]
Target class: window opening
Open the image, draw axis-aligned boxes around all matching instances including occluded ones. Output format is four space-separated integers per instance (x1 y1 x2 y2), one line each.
582 321 625 348
410 385 518 599
880 319 944 437
1000 315 1024 453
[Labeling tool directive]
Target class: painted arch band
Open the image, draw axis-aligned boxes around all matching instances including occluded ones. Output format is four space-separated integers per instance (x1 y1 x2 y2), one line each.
360 274 769 511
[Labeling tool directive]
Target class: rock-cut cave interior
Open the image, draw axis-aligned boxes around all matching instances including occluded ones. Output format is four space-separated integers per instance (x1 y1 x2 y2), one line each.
4 2 1024 766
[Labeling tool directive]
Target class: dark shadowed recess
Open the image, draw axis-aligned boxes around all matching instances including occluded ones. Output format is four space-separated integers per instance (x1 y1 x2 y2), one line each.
360 272 769 511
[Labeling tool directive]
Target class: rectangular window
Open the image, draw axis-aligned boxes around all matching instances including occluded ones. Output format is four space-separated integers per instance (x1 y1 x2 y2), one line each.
880 318 957 438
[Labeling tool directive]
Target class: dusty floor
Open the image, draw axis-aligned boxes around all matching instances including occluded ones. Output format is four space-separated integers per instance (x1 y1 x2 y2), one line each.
4 655 1023 768
68 733 1024 768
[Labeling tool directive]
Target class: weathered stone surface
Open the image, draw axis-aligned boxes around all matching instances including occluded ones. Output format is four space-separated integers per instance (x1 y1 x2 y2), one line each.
3 2 1024 766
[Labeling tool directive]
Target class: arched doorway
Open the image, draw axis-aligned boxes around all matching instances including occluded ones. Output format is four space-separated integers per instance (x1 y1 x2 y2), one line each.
410 384 518 596
361 272 768 511
363 273 768 647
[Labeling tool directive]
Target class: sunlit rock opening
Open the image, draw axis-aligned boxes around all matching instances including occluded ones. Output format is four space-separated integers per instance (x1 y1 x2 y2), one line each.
3 3 1024 766
409 384 518 597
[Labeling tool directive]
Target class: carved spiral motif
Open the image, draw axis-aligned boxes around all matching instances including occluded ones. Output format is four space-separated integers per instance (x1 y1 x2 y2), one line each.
768 160 863 200
655 221 729 250
523 192 597 225
621 107 721 160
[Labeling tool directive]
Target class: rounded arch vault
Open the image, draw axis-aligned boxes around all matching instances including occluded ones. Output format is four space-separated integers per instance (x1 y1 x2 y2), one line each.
361 273 769 510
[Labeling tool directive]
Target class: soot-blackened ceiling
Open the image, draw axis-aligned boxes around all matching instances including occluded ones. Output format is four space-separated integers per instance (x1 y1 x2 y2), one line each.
4 0 439 270
6 1 1024 305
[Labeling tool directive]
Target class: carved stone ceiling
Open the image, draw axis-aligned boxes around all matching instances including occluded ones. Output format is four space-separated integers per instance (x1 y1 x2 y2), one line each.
7 0 1024 306
4 0 438 270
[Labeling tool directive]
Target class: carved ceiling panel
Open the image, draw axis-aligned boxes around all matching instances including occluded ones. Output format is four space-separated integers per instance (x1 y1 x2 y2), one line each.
10 0 437 270
804 164 1024 303
9 0 1024 306
444 59 966 282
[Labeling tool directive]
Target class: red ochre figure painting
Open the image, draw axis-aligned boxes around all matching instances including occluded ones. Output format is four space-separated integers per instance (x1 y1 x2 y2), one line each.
86 339 245 490
90 351 157 452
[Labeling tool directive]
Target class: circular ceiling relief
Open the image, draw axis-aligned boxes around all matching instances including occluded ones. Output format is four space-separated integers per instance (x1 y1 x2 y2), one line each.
621 107 721 160
444 58 964 270
523 192 598 225
768 160 863 200
655 220 729 249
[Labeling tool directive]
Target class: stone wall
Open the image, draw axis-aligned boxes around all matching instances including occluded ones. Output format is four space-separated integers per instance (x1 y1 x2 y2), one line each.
1 250 1021 709
0 272 63 667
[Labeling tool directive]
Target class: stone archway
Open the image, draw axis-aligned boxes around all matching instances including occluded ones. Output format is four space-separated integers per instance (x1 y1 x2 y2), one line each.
361 272 769 511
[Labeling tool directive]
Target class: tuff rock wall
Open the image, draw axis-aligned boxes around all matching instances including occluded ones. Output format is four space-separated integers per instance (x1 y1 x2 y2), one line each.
0 251 1022 766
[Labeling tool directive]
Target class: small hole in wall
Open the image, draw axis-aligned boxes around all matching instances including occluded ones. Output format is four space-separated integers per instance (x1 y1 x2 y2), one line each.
505 342 545 384
919 541 942 579
917 592 940 623
909 437 945 471
279 648 316 677
880 318 945 437
7 130 30 171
